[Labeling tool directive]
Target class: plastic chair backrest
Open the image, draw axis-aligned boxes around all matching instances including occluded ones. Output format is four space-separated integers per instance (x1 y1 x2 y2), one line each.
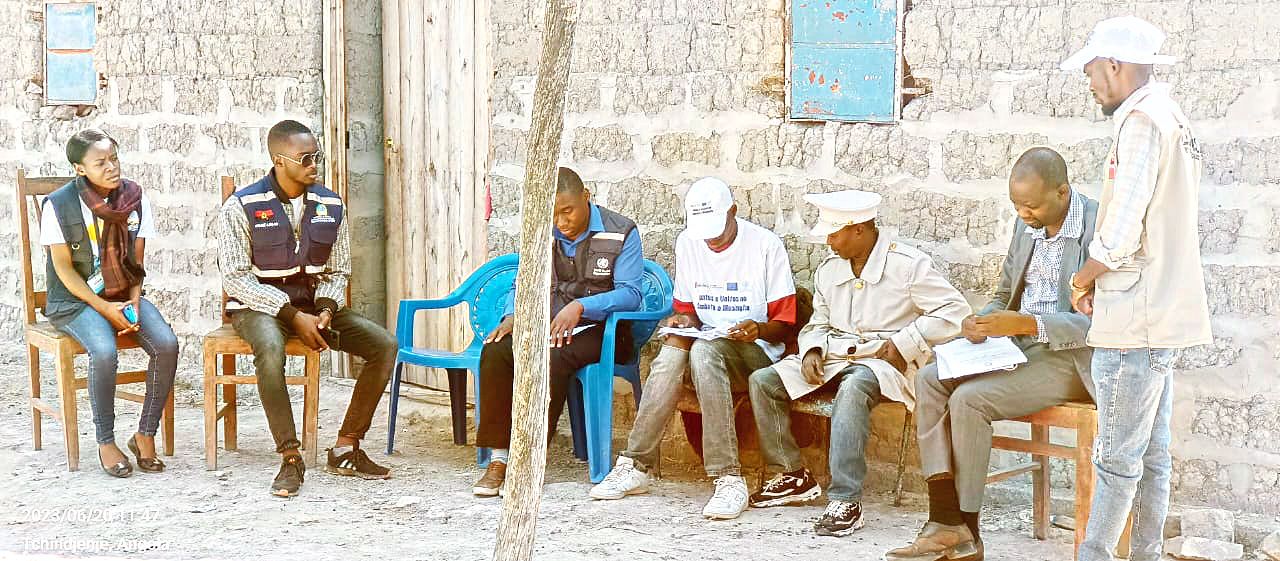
459 253 519 345
623 260 675 359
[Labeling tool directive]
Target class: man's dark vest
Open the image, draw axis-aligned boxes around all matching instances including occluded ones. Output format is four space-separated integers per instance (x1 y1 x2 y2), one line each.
44 178 141 310
551 205 637 323
228 175 344 313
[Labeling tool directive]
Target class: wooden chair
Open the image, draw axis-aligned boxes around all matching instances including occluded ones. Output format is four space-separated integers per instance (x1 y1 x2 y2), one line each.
15 168 175 472
202 176 320 470
987 401 1131 558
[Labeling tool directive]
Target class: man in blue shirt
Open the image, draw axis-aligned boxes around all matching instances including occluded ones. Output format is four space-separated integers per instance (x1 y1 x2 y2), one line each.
472 167 644 496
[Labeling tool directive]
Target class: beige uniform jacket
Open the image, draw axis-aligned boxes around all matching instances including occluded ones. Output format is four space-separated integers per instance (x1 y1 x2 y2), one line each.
771 234 971 411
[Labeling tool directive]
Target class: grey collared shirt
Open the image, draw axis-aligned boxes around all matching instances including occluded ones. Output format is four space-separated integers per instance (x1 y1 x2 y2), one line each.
1019 191 1085 342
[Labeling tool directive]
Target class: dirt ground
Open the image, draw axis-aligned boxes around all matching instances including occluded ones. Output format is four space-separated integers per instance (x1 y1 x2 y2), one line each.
0 350 1079 561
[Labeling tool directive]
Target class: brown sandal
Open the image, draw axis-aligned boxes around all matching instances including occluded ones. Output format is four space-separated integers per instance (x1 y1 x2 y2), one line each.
127 434 165 473
99 447 133 478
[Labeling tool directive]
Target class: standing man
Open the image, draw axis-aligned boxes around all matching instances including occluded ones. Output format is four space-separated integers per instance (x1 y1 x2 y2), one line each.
886 147 1097 561
589 177 797 520
1061 17 1212 561
748 190 970 537
472 167 644 497
218 120 399 498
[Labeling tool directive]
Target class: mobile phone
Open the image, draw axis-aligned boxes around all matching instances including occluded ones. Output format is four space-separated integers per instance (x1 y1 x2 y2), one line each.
320 327 340 348
122 304 138 324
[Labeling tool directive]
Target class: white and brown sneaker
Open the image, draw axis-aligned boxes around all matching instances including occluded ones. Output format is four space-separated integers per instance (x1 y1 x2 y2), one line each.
472 460 507 497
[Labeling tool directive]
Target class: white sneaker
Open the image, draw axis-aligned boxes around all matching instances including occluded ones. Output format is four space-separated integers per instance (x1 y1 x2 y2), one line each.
702 475 749 520
590 456 651 500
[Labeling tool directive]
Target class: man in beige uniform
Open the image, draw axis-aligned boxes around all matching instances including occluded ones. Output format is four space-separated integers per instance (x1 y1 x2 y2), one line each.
1061 17 1212 561
747 190 970 537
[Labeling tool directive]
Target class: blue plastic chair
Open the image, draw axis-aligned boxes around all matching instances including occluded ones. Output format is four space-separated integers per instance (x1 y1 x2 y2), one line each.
386 254 673 482
385 254 518 455
566 260 673 483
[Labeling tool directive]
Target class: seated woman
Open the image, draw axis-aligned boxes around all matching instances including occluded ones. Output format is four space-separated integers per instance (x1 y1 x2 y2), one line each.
39 129 179 477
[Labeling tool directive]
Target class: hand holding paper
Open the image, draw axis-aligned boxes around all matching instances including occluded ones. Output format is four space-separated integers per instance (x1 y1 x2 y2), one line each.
934 337 1028 380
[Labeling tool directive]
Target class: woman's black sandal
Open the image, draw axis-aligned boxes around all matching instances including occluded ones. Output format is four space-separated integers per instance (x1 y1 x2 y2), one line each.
99 447 133 478
127 435 165 473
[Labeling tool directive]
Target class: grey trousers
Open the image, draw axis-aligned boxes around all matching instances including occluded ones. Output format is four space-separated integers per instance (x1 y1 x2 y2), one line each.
915 338 1093 512
621 338 772 477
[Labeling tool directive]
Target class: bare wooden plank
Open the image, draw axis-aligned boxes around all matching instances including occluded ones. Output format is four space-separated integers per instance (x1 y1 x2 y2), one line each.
381 0 404 350
986 461 1040 484
212 375 312 385
493 1 578 559
31 398 63 422
991 435 1075 459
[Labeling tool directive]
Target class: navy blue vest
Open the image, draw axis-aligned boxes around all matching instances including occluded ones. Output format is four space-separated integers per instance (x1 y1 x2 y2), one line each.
551 206 636 320
229 174 344 312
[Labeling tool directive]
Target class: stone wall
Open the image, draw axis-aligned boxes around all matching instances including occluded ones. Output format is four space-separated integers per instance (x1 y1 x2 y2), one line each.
0 0 385 377
485 0 1280 514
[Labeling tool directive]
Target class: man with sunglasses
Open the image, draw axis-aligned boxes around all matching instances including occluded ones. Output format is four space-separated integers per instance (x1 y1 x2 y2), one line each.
216 119 399 498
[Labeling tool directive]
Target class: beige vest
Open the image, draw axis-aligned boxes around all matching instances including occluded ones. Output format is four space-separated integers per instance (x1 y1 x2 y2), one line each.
1088 84 1213 349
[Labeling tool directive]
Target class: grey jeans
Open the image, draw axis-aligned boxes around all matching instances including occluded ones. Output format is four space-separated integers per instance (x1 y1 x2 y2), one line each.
915 338 1093 512
621 338 772 477
751 364 881 503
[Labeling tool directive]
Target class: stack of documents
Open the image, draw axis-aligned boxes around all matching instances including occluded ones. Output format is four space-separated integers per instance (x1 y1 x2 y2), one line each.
934 337 1029 380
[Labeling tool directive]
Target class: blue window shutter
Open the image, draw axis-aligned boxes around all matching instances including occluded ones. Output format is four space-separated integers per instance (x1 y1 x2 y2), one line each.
788 0 899 123
45 3 98 105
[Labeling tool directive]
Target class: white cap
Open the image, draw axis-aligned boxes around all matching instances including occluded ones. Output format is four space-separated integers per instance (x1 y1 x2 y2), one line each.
683 177 734 239
804 190 882 237
1060 16 1176 71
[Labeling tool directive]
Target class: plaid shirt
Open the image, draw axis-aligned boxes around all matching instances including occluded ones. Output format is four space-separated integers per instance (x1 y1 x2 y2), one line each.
216 192 350 317
1088 83 1164 270
1020 190 1085 343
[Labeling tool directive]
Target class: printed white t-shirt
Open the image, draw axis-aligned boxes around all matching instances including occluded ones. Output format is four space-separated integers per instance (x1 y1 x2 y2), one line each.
673 218 796 361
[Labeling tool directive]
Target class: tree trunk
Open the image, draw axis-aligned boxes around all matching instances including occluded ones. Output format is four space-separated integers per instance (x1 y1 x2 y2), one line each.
491 1 578 560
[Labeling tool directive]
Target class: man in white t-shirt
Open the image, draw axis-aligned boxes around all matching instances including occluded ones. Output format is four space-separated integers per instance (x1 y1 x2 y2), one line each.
590 176 797 520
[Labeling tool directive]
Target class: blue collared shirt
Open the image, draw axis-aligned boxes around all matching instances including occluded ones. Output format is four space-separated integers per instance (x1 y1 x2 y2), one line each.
503 204 644 321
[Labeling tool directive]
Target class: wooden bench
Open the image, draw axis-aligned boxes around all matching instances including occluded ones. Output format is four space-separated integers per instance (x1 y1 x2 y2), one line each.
675 386 914 506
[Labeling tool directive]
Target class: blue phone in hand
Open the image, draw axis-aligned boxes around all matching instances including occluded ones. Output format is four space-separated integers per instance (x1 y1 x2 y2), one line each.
122 304 138 324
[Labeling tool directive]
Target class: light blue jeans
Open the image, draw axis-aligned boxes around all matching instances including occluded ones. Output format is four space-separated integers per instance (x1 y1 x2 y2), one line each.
1080 348 1176 561
58 298 179 445
751 364 881 503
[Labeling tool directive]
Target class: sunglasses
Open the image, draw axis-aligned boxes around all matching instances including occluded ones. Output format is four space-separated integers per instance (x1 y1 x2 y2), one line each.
276 151 324 167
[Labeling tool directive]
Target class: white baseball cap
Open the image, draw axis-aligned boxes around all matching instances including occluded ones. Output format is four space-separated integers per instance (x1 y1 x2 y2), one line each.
804 190 882 237
1060 16 1176 71
683 177 734 239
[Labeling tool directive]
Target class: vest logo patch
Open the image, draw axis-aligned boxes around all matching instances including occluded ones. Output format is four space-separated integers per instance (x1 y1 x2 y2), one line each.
255 209 275 221
315 204 328 216
254 221 280 229
592 257 613 276
311 215 336 224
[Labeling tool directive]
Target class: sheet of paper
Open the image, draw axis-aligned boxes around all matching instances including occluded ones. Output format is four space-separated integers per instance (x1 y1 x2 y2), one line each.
776 357 895 400
657 326 733 341
934 337 1029 380
548 324 595 346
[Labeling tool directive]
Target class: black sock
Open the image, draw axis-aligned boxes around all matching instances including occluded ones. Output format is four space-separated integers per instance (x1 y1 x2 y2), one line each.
961 510 981 539
926 477 964 526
